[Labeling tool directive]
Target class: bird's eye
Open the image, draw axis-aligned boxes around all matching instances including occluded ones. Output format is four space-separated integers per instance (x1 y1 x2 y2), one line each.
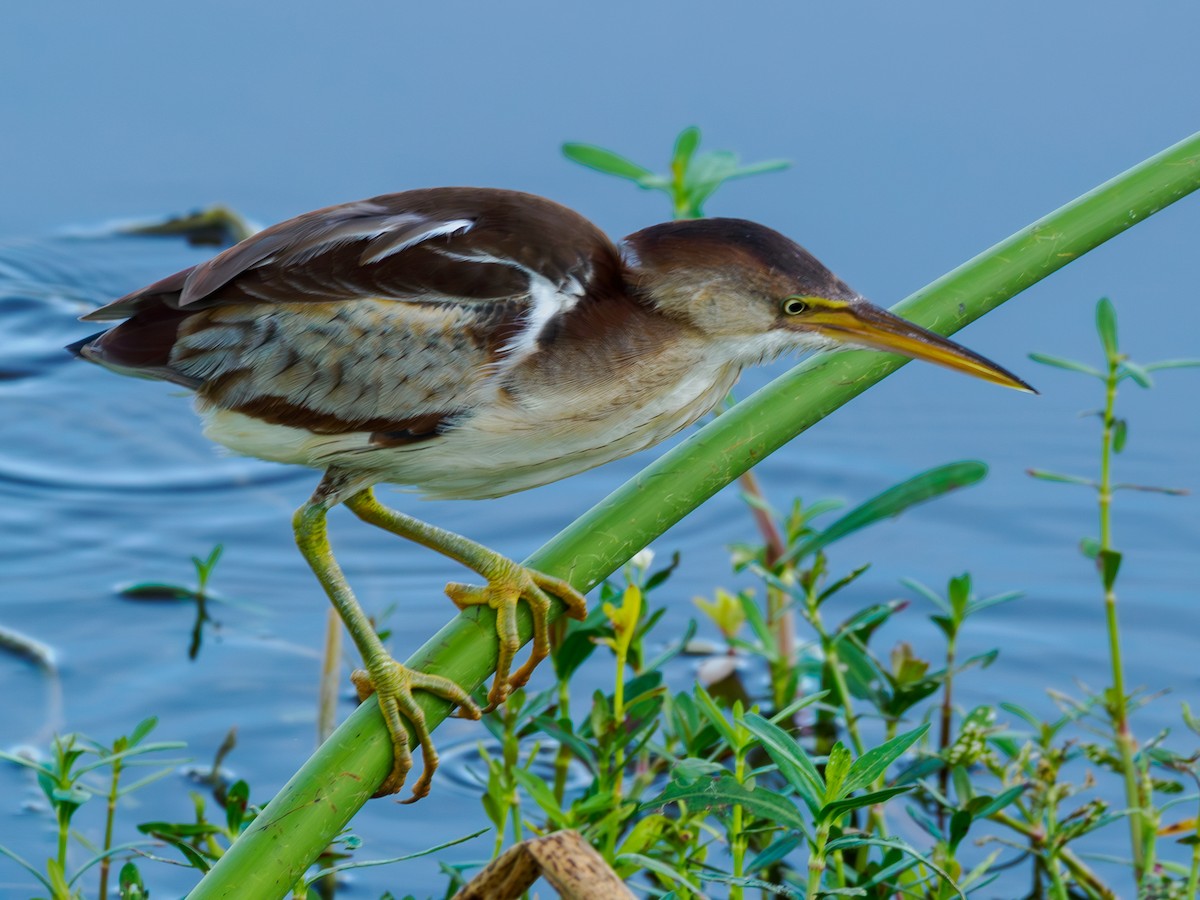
782 296 809 316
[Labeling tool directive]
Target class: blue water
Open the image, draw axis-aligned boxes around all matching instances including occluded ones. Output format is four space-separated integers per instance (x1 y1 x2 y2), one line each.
2 3 1199 897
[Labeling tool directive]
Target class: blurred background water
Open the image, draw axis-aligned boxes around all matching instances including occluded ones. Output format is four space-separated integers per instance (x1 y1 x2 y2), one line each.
2 2 1199 896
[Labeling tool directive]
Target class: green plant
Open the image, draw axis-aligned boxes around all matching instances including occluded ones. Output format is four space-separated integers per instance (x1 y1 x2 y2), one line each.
117 544 227 659
0 719 185 900
563 126 789 220
1029 297 1200 887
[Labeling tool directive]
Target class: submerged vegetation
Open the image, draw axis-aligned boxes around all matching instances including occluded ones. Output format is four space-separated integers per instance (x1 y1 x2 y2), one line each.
3 129 1200 898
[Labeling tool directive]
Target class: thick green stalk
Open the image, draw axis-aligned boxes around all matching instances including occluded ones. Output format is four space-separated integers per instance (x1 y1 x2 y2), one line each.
189 131 1200 900
806 823 831 899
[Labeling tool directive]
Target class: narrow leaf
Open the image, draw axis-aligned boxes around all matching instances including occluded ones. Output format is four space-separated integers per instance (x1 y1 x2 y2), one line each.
787 461 987 563
824 835 965 899
1028 352 1103 378
819 784 914 822
1118 361 1153 388
824 743 853 803
1144 358 1200 372
744 713 824 815
561 143 656 183
844 723 929 795
645 773 808 830
726 159 792 179
1095 297 1119 358
969 783 1028 819
1113 418 1128 452
745 831 804 872
672 126 701 170
1098 549 1122 591
1026 468 1096 487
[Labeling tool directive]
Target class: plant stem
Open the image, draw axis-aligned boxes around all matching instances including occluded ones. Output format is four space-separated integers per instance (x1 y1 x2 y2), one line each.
316 608 343 745
553 678 571 804
98 754 123 900
1098 354 1144 876
806 823 830 900
730 741 745 900
804 582 864 757
1188 801 1200 900
936 629 958 831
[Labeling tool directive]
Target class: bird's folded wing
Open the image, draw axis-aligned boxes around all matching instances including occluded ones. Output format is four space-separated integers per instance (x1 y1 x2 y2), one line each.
83 187 621 320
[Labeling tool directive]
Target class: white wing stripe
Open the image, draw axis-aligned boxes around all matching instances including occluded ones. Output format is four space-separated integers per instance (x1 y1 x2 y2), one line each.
358 218 475 265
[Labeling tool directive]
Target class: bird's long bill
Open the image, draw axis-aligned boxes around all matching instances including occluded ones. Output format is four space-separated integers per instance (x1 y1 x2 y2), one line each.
806 302 1035 393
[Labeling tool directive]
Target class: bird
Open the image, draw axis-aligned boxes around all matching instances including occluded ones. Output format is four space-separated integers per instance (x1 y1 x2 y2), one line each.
71 187 1031 800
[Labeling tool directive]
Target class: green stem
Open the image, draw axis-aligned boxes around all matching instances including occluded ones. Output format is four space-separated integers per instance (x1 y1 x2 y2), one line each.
1187 796 1200 900
805 583 864 757
937 630 958 831
1099 356 1144 876
730 737 747 900
806 823 830 900
99 755 122 900
605 640 628 860
189 130 1200 900
553 678 571 805
991 811 1116 899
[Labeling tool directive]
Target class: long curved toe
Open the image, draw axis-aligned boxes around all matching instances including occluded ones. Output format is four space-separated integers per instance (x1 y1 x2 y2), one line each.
351 661 481 801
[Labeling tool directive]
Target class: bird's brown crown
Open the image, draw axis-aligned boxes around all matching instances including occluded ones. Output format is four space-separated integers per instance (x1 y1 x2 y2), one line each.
620 218 858 337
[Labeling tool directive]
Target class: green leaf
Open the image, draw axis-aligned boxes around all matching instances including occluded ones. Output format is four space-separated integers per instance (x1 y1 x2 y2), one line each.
1098 549 1122 591
743 713 824 815
823 743 853 804
1027 352 1103 378
1095 297 1119 358
119 861 146 895
672 126 701 171
844 723 930 796
693 685 741 749
0 844 52 891
615 853 703 895
1118 361 1153 388
1144 358 1200 372
561 143 656 184
511 768 567 827
129 716 158 747
745 831 804 873
727 159 791 180
965 590 1022 617
819 784 914 822
225 779 250 833
1079 536 1101 559
1026 469 1095 487
948 808 972 849
644 773 809 831
787 461 987 563
968 783 1027 819
900 578 947 613
824 835 965 899
1112 417 1128 453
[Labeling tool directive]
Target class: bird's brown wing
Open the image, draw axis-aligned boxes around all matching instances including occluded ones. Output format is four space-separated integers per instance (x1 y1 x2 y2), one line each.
75 188 627 438
83 187 621 319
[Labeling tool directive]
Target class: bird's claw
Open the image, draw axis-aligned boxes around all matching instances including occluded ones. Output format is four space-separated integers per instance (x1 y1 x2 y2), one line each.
444 564 586 712
351 660 481 801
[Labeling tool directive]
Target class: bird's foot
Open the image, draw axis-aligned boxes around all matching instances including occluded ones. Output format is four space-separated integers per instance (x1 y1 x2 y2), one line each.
350 659 481 801
444 561 587 712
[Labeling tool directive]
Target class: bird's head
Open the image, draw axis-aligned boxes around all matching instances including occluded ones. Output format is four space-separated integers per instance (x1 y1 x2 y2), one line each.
622 218 1032 392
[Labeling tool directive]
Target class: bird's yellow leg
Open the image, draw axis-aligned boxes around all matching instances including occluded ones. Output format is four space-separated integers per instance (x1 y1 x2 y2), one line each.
344 488 587 711
293 497 480 802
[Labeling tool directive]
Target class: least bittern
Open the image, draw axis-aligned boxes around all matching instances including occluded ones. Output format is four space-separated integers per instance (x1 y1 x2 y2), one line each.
73 187 1030 799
